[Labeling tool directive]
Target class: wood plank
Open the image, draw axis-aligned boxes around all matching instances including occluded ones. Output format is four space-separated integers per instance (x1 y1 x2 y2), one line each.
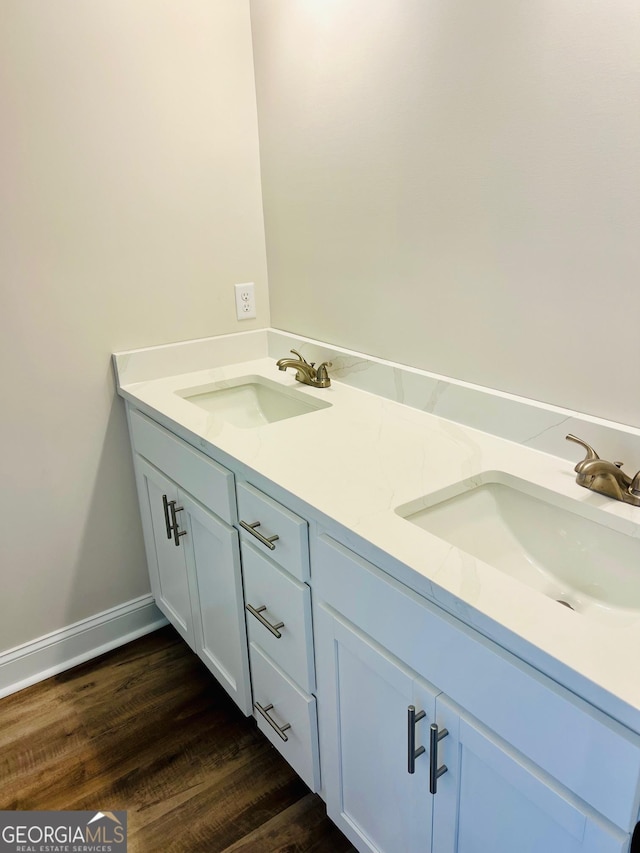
221 792 357 853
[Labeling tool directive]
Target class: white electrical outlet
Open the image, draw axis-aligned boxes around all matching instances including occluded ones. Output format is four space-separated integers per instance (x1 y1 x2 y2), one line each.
234 282 256 320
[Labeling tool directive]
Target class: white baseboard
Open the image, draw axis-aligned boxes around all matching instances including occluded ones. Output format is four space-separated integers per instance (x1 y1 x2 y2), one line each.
0 595 168 699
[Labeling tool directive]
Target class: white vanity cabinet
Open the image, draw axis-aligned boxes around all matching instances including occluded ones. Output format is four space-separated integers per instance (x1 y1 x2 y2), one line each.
120 387 640 853
128 409 252 715
125 405 321 784
314 534 639 853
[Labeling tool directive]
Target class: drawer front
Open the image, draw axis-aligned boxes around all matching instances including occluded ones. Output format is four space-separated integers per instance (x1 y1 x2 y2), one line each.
250 642 320 792
129 408 235 524
237 482 309 581
315 533 640 831
243 543 315 693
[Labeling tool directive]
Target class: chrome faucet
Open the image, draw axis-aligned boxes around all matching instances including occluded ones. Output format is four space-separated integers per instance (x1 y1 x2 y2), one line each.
566 434 640 507
276 349 332 388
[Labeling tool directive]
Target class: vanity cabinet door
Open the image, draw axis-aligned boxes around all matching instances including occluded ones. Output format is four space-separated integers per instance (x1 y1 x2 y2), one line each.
133 455 251 715
134 456 194 649
179 490 252 716
432 695 629 853
315 603 437 853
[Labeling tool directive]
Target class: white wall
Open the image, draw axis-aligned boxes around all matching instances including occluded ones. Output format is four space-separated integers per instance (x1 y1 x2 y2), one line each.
0 1 268 651
251 1 640 427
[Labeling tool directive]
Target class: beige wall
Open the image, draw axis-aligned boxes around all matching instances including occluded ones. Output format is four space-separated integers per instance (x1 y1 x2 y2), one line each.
0 1 268 650
251 1 640 427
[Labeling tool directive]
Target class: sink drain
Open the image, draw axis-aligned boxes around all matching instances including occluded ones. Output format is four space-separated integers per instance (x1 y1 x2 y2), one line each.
556 599 575 611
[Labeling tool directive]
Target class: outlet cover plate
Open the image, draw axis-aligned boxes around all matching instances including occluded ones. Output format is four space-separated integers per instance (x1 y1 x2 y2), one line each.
234 282 256 320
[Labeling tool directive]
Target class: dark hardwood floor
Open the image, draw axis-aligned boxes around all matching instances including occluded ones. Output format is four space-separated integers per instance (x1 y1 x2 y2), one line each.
0 626 355 852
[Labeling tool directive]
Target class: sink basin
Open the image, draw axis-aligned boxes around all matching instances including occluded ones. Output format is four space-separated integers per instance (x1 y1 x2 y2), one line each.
176 375 331 428
396 474 640 622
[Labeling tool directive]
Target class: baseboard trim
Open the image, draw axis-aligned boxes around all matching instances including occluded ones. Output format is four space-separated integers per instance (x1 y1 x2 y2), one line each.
0 595 168 699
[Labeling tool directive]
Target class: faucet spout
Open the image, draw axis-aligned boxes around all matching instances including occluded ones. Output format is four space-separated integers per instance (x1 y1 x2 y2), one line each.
277 358 306 372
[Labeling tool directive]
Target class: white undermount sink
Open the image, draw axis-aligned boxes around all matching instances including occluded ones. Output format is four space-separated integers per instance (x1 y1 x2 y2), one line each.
396 473 640 623
176 375 332 428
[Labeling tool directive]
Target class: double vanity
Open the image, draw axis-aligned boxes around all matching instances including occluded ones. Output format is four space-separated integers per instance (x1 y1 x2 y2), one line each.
114 330 640 853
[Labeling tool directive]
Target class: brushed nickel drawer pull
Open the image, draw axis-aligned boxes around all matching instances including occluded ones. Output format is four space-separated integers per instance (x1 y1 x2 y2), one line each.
246 604 285 638
168 501 187 547
254 702 291 742
407 705 426 774
162 494 173 539
239 520 280 550
429 723 449 794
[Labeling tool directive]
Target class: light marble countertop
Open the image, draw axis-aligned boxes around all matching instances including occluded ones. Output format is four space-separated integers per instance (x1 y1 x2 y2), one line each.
115 341 640 734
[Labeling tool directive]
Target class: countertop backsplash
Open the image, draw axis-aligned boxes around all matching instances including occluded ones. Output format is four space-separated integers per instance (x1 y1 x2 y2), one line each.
267 329 640 467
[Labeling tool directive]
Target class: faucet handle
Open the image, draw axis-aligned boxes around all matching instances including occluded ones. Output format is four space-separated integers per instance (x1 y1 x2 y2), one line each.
290 348 313 366
565 434 600 472
630 471 640 497
314 361 332 387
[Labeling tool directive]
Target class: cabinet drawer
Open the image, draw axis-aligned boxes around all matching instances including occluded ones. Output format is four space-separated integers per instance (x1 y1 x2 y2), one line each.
237 482 309 581
243 543 315 693
250 642 320 792
315 533 640 832
129 408 235 524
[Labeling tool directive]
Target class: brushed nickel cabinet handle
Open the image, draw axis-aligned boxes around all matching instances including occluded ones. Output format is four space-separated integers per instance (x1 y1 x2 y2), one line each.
429 723 449 794
254 702 291 742
169 501 187 547
407 705 426 774
246 604 285 638
162 494 173 539
239 520 280 550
